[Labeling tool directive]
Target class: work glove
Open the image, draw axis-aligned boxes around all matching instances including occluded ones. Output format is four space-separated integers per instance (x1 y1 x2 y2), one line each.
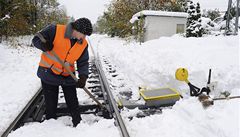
76 75 87 88
42 40 53 52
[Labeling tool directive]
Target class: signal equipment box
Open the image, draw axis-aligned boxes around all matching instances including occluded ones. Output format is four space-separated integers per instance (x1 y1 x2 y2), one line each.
118 87 180 109
140 87 180 107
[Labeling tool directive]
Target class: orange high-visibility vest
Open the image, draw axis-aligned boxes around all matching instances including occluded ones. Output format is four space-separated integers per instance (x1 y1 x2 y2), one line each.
39 24 88 76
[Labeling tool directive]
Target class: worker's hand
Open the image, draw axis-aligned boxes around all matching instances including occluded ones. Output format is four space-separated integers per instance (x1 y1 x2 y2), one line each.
76 75 87 88
42 40 53 51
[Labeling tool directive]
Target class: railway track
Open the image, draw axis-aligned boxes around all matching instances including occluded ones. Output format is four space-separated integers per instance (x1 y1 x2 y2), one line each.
2 57 130 137
2 88 45 137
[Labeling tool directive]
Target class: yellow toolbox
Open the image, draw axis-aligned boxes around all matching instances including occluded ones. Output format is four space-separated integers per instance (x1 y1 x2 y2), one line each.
139 87 181 107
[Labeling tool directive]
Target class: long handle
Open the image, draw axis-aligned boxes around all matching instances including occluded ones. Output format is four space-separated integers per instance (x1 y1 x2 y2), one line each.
50 50 105 109
207 69 211 84
213 96 240 101
52 51 78 81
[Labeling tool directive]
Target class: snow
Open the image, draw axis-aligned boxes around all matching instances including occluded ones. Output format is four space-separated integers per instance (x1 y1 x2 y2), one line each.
91 35 239 97
124 97 239 137
1 14 10 21
91 34 240 137
201 17 214 29
0 34 239 137
8 115 119 137
0 36 41 135
130 10 188 23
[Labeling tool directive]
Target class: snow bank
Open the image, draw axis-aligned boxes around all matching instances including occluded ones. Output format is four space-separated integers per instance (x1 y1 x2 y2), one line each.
91 34 240 137
124 97 239 137
91 34 239 98
0 38 41 135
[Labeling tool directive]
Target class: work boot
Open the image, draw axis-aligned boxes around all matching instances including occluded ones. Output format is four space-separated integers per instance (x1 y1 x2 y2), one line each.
72 115 82 127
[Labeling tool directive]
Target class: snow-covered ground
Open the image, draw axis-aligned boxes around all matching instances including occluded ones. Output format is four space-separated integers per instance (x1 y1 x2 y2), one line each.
92 34 239 98
0 34 239 137
91 34 240 137
0 36 41 135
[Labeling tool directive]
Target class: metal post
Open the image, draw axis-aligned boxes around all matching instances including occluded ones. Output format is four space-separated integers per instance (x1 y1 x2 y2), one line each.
225 0 232 35
234 0 239 35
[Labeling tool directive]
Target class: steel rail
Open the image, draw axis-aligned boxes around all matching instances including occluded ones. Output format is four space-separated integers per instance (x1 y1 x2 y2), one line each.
96 58 130 137
87 37 130 137
95 58 130 137
1 87 43 137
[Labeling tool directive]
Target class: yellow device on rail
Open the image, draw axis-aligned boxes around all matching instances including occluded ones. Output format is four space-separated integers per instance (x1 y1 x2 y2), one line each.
175 68 189 83
175 68 211 96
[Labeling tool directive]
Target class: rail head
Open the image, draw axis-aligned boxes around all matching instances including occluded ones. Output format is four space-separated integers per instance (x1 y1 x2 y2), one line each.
86 37 130 137
95 59 130 137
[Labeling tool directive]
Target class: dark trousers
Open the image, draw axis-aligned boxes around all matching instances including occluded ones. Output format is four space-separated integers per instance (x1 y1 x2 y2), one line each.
41 81 81 127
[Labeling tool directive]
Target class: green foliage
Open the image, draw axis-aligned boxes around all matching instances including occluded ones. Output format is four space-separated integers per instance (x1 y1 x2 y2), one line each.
0 0 68 38
168 0 188 11
96 0 137 38
0 0 36 36
35 0 68 31
95 0 187 38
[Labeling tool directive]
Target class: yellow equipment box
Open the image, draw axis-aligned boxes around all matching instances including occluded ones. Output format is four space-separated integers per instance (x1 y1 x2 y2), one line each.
140 87 181 107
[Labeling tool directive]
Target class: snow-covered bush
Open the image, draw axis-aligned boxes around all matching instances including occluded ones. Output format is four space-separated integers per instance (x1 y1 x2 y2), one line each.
2 36 33 48
186 1 203 37
201 16 240 35
201 17 219 35
202 9 221 21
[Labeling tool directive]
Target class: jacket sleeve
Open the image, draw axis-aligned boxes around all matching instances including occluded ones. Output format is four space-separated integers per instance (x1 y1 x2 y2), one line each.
32 24 56 51
76 45 89 78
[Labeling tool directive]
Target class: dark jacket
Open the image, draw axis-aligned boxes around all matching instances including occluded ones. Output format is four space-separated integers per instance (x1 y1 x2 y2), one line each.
32 24 89 86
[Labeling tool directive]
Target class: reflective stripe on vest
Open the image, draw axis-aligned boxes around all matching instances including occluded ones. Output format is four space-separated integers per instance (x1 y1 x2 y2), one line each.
40 52 73 76
39 24 88 76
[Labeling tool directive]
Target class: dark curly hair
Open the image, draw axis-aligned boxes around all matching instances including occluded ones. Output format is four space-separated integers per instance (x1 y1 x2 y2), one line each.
71 17 93 36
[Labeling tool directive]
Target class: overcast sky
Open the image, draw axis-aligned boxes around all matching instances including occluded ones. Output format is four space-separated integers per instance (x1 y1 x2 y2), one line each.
57 0 229 24
57 0 111 24
192 0 229 11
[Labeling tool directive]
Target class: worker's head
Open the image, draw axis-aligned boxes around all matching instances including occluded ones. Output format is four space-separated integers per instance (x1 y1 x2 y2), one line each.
71 17 93 40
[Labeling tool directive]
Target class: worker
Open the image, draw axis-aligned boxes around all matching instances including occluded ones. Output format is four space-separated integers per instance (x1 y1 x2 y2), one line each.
32 17 93 127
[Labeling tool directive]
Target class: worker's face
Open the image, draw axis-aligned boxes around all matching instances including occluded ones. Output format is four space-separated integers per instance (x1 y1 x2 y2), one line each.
72 29 86 40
